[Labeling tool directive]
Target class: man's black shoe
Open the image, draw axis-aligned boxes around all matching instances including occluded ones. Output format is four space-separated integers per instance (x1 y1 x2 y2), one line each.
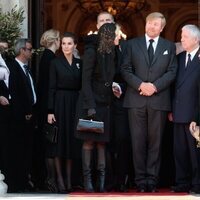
171 185 190 193
115 184 128 192
136 184 147 192
147 184 158 192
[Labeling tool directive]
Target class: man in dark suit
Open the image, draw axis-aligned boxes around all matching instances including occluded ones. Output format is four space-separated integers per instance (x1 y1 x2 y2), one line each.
171 25 200 194
2 38 36 192
121 12 177 192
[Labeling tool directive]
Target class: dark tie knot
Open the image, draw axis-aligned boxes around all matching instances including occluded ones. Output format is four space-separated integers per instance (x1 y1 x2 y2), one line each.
188 53 191 59
149 39 154 44
23 64 29 70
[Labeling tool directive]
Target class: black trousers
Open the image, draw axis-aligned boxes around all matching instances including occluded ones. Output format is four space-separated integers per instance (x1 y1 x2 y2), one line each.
128 106 167 186
173 123 200 187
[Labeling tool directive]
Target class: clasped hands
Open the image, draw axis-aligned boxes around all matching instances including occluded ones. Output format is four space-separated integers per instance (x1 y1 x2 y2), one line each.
0 96 9 105
139 82 157 96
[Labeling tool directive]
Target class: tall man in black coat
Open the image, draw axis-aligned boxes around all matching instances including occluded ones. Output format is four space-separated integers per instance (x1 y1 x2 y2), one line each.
121 12 177 192
171 25 200 194
2 38 36 192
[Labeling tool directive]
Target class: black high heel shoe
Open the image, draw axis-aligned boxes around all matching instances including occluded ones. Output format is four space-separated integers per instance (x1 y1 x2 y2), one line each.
58 189 69 194
45 178 58 193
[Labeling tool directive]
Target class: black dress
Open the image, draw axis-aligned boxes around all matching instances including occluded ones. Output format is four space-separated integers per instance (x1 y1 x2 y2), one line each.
48 55 82 159
76 35 115 142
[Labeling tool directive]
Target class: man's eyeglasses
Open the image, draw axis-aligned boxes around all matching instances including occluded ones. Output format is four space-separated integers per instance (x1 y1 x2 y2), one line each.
23 47 33 52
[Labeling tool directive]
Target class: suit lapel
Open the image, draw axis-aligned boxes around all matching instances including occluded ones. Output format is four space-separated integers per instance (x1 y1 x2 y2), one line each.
176 52 186 88
177 49 200 88
151 38 165 65
137 37 149 65
137 37 166 66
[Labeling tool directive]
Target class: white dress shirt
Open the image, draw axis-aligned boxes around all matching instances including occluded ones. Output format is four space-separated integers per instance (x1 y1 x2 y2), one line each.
0 54 10 87
15 58 37 104
185 46 199 65
145 34 159 53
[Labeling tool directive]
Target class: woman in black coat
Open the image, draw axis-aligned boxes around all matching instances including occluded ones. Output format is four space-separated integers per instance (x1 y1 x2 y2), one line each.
109 27 132 192
37 29 60 191
76 23 116 192
48 32 82 192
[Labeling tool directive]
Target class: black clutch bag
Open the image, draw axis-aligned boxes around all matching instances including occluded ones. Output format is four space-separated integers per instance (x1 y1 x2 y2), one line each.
77 119 104 134
43 123 58 143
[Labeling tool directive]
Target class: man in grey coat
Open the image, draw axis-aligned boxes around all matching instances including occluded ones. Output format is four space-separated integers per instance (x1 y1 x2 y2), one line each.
121 12 177 192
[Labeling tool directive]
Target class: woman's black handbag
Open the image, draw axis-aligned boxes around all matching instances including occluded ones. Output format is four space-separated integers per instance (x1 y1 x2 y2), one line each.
43 123 58 143
77 119 104 134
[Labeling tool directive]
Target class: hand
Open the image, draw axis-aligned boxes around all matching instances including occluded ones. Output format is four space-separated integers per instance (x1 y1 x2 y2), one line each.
112 82 122 98
112 86 122 98
48 114 56 124
0 96 9 105
168 112 173 122
139 82 157 96
87 108 96 119
190 121 197 132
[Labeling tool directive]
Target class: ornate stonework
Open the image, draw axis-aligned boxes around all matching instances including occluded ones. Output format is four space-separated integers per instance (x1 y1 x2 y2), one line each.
41 0 198 54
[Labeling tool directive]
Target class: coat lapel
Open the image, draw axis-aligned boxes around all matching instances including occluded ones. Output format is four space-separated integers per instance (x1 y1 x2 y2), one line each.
60 55 78 75
137 37 149 65
177 49 200 88
137 37 166 66
151 37 165 65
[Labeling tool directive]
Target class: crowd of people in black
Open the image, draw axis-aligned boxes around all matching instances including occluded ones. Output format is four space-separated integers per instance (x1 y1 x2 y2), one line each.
0 11 200 195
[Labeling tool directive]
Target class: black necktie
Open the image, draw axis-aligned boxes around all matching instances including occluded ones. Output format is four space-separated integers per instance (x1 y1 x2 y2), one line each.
185 53 191 69
148 39 154 64
23 65 34 104
24 65 31 82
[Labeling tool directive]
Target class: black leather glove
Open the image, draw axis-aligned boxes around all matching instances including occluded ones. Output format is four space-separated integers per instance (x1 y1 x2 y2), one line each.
87 108 96 119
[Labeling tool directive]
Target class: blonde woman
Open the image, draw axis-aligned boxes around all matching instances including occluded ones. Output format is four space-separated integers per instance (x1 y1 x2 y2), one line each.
37 29 60 192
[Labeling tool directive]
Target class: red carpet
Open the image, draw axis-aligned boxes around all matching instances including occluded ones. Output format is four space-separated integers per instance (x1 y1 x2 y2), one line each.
69 190 198 200
71 189 188 196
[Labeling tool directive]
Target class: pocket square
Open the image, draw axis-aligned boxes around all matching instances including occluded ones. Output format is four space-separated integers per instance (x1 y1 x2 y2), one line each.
163 50 168 55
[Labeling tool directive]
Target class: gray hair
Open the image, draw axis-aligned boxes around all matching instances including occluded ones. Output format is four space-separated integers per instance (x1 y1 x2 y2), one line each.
14 38 31 55
182 24 200 42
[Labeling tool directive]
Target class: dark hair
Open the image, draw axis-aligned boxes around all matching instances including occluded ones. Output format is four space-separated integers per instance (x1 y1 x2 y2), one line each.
97 23 116 54
61 32 77 44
